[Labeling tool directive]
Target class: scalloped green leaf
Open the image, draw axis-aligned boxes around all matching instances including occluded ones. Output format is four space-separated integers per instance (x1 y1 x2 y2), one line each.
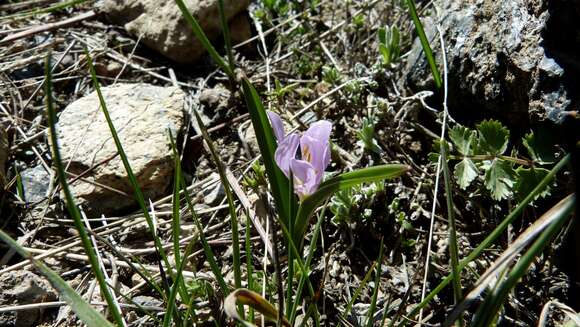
515 167 551 201
454 158 479 189
477 120 510 155
449 125 476 155
484 159 516 201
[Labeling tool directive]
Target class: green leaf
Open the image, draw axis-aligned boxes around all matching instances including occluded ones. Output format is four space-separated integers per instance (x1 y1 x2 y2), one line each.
449 125 476 155
241 79 297 229
405 0 442 88
477 120 510 155
0 230 114 327
378 27 386 44
379 43 390 65
454 158 479 189
522 131 556 164
294 164 409 247
515 167 551 201
483 159 515 201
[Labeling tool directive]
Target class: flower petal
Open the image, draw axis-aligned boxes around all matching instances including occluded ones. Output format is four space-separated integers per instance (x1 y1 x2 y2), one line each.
290 159 319 198
300 135 329 174
267 111 285 142
304 120 332 142
274 133 299 177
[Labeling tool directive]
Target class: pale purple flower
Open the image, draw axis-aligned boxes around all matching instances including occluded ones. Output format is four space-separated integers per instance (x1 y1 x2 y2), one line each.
267 111 332 199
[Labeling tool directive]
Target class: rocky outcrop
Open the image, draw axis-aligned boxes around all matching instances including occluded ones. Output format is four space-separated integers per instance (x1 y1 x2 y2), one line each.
404 0 579 125
0 270 57 327
54 83 185 215
98 0 250 64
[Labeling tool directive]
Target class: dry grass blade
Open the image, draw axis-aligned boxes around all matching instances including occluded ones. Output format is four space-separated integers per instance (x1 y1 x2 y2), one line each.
539 300 580 327
443 193 576 326
224 288 291 327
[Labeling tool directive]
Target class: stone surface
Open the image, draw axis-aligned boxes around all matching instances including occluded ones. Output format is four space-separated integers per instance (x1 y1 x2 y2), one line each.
98 0 250 64
0 270 58 327
20 165 50 203
54 83 185 215
404 0 579 125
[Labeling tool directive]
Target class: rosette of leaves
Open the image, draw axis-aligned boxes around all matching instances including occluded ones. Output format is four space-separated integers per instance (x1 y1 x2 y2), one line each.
378 25 401 66
447 120 555 201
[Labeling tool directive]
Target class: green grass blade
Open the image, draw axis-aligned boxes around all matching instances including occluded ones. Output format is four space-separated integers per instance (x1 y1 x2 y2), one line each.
289 202 328 325
45 54 125 327
84 49 172 289
365 238 384 327
441 146 463 308
241 78 296 229
245 213 255 322
178 159 229 295
399 154 571 326
162 225 200 327
171 134 182 268
193 110 243 316
471 194 576 327
217 0 235 72
294 164 409 247
174 0 234 79
405 0 442 88
338 261 377 327
0 230 114 327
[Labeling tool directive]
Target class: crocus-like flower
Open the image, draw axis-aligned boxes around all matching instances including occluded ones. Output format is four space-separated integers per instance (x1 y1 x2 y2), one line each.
267 111 332 199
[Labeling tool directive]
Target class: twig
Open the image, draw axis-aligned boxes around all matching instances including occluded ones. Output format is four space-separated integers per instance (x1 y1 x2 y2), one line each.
0 11 96 45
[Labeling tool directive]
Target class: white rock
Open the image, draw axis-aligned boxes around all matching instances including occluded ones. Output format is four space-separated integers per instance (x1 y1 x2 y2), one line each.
54 83 185 215
99 0 250 63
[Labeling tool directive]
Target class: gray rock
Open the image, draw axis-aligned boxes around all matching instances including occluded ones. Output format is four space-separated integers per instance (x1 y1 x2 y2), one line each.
404 0 579 125
0 270 58 327
98 0 250 64
20 165 50 203
132 295 163 309
54 83 185 215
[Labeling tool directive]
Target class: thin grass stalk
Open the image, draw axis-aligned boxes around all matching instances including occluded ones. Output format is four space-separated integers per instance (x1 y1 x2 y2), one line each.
172 148 182 267
94 233 165 298
472 194 576 327
269 210 284 327
398 154 571 326
365 238 384 327
162 230 200 327
289 202 328 325
338 261 377 327
173 0 234 79
405 0 442 88
217 0 235 73
45 54 125 327
285 173 294 319
245 214 255 322
85 50 173 294
193 110 243 317
441 145 463 320
177 151 229 296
